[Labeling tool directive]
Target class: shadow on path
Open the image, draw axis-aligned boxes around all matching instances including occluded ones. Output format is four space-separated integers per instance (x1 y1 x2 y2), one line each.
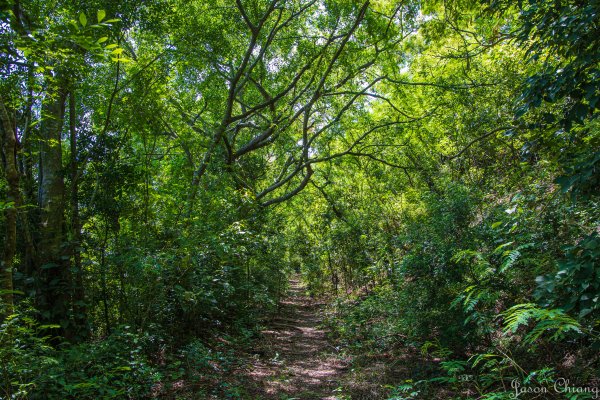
243 278 349 399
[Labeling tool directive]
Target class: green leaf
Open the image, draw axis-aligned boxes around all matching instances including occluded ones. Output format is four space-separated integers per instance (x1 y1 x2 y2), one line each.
0 289 25 295
111 48 124 55
97 9 106 23
97 36 108 44
493 241 513 253
38 324 61 329
79 12 87 27
0 201 15 210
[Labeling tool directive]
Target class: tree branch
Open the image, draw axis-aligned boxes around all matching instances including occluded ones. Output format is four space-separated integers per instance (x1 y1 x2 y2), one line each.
446 126 513 161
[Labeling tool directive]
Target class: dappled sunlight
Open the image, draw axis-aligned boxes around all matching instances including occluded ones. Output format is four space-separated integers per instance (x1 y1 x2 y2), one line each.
241 278 352 399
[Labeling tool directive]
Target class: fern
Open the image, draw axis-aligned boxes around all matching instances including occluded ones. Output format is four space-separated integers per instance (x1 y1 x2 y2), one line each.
470 353 502 369
452 285 498 329
461 286 479 308
499 243 535 272
501 303 582 344
420 340 452 358
452 250 485 264
452 250 496 279
500 249 521 272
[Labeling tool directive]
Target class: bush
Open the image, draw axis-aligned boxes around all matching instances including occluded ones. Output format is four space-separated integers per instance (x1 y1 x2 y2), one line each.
1 307 159 399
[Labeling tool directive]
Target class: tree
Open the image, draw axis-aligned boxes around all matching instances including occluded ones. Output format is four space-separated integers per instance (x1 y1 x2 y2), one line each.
151 0 420 210
1 0 122 334
0 96 20 316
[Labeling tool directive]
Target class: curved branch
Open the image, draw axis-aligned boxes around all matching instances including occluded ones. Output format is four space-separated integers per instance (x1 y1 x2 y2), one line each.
446 126 513 161
260 164 313 207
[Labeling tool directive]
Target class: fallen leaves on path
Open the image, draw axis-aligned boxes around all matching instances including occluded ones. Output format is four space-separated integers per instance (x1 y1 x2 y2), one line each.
243 279 350 399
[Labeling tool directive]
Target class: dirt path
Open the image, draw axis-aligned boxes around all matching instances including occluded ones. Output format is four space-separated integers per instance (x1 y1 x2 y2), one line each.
243 278 350 399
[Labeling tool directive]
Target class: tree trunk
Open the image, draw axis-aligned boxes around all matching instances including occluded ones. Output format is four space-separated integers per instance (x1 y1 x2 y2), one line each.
17 82 37 277
69 90 88 339
328 250 338 295
38 79 68 324
100 227 111 335
0 98 19 317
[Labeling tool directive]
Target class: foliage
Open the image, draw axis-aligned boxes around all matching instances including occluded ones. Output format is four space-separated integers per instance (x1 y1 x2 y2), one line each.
0 0 598 398
1 305 158 399
536 233 600 319
502 303 583 344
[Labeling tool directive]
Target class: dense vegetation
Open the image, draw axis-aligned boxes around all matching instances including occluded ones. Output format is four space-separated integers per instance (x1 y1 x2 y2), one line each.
1 0 598 398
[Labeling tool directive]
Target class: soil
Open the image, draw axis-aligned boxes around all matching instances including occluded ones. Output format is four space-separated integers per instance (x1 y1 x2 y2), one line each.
243 278 351 399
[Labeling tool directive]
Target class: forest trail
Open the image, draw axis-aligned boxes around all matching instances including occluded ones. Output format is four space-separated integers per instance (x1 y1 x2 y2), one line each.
243 278 350 399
